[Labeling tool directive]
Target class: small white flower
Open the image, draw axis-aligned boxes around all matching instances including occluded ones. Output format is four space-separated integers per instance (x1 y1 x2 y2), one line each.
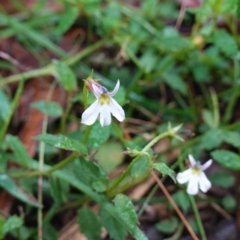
176 154 212 195
81 80 125 127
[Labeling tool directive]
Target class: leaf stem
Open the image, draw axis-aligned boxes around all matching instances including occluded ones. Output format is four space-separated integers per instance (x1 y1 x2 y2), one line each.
0 79 24 142
107 131 171 193
0 40 107 87
189 195 207 240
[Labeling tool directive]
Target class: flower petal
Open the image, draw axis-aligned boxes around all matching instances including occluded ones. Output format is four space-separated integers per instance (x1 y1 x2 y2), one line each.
198 172 211 193
176 169 192 184
108 80 120 97
81 100 100 125
188 154 196 167
200 159 212 171
186 175 199 195
92 83 102 98
99 104 111 126
109 98 125 122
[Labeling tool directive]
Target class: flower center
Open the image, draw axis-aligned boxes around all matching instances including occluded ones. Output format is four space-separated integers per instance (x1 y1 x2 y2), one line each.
99 94 110 105
191 166 201 175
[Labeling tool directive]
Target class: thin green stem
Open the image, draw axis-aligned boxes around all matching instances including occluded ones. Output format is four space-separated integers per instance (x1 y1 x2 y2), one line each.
0 79 24 142
46 152 79 175
38 80 57 240
222 58 239 125
189 195 207 240
0 40 107 87
210 88 219 128
107 131 171 193
82 126 92 144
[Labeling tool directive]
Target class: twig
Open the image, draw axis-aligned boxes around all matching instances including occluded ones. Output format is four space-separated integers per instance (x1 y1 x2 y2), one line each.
151 171 199 240
175 3 186 30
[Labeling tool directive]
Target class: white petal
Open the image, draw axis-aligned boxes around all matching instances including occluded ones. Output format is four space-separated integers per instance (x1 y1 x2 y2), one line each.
108 80 120 97
200 159 212 171
92 83 102 98
188 154 196 167
187 175 199 195
176 169 192 184
198 172 211 193
99 105 111 127
81 100 100 125
109 98 125 122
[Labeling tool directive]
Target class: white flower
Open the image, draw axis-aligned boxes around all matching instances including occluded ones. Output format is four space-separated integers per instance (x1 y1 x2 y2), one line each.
81 80 125 127
176 155 212 195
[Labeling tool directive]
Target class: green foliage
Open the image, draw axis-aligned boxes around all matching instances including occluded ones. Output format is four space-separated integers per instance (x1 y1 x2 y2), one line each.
172 190 190 213
155 216 179 234
34 134 88 155
31 101 63 117
54 61 77 92
55 7 79 35
77 158 108 192
95 142 124 172
0 90 10 121
200 129 240 150
152 163 176 183
0 174 39 207
212 29 238 56
2 215 23 236
6 135 32 166
209 171 235 188
211 150 240 170
99 203 127 240
113 194 147 239
1 0 240 239
87 122 111 149
222 195 237 211
130 155 149 178
50 177 69 204
77 206 102 240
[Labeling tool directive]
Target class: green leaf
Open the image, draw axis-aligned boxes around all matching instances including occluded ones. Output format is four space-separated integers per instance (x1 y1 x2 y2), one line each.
130 155 149 178
54 61 77 92
162 72 187 95
223 131 240 147
199 128 224 150
0 174 39 207
139 49 157 73
113 194 138 231
211 150 240 170
3 215 23 235
95 142 124 172
0 90 10 121
31 101 63 117
202 109 214 128
55 7 79 35
213 29 238 56
77 158 108 192
172 190 190 213
99 204 127 240
7 16 66 57
88 122 111 149
113 194 147 239
152 163 176 183
209 171 235 188
0 216 5 239
5 135 32 166
222 195 237 211
34 134 88 155
50 177 69 204
77 206 101 240
155 216 179 234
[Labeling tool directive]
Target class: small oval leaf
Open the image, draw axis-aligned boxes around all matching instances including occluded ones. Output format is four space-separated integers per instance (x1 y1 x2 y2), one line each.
211 150 240 170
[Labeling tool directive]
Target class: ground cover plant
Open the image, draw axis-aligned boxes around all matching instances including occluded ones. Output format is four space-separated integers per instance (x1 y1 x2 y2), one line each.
0 0 240 239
